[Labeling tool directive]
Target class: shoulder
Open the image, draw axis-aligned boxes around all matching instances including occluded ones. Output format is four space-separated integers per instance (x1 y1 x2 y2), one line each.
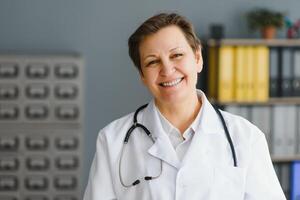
97 112 135 144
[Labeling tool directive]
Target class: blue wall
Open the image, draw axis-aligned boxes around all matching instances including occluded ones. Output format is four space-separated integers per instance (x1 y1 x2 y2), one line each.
1 0 299 193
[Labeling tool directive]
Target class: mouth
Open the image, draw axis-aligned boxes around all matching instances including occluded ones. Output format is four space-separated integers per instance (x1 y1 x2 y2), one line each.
159 77 184 87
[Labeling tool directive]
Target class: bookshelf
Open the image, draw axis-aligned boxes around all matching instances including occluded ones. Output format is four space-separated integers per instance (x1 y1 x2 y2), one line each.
207 38 300 47
211 97 300 106
205 39 300 199
272 155 300 163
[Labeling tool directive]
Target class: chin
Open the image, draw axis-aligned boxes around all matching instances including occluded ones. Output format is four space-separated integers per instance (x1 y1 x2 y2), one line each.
158 91 187 105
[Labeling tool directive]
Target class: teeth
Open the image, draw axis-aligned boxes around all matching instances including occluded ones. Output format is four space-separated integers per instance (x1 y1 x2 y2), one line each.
161 78 182 87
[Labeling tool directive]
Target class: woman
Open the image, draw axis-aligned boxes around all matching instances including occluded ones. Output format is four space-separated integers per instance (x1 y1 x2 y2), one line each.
83 13 285 200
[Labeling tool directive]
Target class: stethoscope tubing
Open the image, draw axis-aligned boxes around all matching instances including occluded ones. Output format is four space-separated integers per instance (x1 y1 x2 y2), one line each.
212 105 238 167
119 103 237 187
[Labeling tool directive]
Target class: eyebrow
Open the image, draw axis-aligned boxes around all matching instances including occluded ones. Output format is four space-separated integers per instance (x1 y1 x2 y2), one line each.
143 47 183 60
169 47 182 52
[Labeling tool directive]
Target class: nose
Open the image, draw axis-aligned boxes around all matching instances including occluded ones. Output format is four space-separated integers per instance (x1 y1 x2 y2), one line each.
160 59 175 76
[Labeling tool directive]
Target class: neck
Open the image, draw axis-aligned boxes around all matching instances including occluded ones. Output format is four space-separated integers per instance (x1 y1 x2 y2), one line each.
155 91 202 134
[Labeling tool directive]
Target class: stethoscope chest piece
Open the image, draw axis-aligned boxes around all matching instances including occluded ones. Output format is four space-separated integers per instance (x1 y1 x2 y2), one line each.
119 104 162 187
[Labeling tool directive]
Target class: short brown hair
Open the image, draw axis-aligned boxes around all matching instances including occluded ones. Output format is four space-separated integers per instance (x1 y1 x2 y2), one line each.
128 12 201 73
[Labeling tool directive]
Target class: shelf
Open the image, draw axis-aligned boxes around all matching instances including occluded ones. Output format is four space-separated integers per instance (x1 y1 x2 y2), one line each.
271 155 300 162
207 39 300 47
210 97 300 106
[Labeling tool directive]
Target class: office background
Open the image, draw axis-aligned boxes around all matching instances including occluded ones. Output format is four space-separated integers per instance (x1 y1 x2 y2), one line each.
0 0 300 196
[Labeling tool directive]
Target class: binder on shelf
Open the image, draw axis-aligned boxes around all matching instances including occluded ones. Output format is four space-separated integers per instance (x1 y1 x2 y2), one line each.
218 46 234 102
250 106 272 151
293 49 300 96
208 46 218 99
224 105 240 116
273 163 281 181
281 163 290 200
234 46 246 102
245 46 255 102
281 47 293 97
286 106 297 155
254 46 269 102
224 105 250 120
297 106 300 154
273 106 288 156
269 47 280 97
291 161 300 200
272 106 297 156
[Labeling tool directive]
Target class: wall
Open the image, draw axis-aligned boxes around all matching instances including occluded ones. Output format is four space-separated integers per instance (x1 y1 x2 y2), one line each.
0 0 299 193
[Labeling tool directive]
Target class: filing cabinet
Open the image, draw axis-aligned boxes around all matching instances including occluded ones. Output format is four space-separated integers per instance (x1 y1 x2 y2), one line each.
0 55 84 199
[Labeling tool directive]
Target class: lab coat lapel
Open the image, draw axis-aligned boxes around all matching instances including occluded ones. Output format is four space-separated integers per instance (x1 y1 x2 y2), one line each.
182 92 224 168
141 100 180 169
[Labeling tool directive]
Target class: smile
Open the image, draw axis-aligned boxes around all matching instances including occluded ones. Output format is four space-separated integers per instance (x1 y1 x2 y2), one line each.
159 78 184 87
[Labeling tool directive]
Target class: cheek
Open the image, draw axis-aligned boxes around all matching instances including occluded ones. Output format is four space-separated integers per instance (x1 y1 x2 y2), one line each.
142 71 157 85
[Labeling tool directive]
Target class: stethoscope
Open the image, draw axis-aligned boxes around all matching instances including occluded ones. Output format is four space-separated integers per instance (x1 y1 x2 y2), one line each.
119 104 237 187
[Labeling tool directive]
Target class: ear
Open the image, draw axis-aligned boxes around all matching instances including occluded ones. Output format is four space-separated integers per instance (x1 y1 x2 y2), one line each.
195 46 203 73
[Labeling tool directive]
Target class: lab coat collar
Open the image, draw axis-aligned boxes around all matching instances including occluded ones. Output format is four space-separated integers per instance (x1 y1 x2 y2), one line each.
196 90 224 134
141 100 180 169
182 90 225 167
140 90 224 169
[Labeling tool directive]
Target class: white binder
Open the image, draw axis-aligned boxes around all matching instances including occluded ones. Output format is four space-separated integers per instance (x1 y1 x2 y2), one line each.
250 106 272 151
225 105 250 120
273 106 297 156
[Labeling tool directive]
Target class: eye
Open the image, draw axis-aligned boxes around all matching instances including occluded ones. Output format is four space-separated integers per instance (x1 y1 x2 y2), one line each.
146 59 159 67
171 53 183 59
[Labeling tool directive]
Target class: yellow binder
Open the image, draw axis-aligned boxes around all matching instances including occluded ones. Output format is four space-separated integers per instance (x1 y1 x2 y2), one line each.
218 46 234 102
234 46 246 102
254 46 269 102
245 46 255 102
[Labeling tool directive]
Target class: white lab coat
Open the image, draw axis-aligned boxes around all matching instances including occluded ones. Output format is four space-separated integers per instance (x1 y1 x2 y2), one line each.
83 91 286 200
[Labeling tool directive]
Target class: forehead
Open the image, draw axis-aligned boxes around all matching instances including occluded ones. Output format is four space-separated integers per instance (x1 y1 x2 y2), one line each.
139 25 190 56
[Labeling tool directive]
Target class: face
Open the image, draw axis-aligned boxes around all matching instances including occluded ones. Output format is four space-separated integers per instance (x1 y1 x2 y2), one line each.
139 25 203 106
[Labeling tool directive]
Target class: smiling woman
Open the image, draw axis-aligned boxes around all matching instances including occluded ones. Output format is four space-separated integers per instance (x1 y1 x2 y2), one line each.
83 13 286 200
138 25 202 132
